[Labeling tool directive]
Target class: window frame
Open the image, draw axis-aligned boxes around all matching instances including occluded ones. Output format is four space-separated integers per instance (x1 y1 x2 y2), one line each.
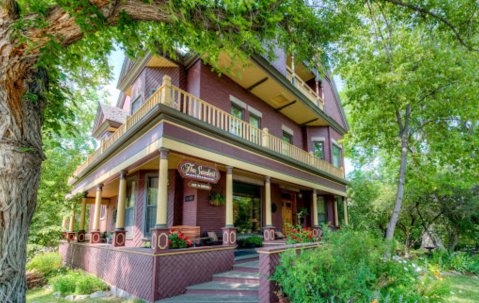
231 103 244 137
249 113 261 129
313 141 324 160
130 94 143 116
332 143 342 168
142 173 160 237
282 131 293 144
124 179 136 239
316 195 328 225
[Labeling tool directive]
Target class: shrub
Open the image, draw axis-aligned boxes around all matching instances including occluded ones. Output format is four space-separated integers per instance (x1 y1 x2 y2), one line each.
271 228 450 303
169 229 192 248
245 235 263 247
426 250 479 274
26 252 62 276
49 269 109 295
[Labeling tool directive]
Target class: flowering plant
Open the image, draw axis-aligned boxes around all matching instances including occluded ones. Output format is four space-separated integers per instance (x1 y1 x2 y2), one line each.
169 229 193 248
284 212 315 245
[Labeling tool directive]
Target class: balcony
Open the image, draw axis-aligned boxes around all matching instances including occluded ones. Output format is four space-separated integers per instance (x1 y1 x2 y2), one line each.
70 79 344 182
286 66 324 110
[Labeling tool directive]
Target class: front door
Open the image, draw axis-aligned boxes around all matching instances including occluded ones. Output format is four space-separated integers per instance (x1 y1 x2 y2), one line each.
282 199 293 234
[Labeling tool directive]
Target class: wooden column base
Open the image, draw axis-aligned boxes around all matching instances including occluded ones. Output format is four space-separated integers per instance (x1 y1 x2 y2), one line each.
90 231 102 244
113 230 127 247
67 232 76 242
222 227 237 246
77 231 86 242
150 227 170 252
312 226 321 241
263 227 275 241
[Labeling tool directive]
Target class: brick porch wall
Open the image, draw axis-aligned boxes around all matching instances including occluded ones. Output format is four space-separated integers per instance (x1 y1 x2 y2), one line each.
60 243 236 302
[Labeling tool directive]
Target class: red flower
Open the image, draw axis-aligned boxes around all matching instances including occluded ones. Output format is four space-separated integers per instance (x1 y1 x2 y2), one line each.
292 230 296 233
187 240 192 246
184 237 189 241
292 236 296 240
302 228 307 231
168 240 172 245
170 229 175 233
308 227 311 229
298 238 302 242
286 233 289 236
178 234 183 240
308 235 312 239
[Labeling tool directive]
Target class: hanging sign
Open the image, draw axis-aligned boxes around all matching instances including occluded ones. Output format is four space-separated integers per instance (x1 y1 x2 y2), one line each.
178 161 220 184
188 181 212 191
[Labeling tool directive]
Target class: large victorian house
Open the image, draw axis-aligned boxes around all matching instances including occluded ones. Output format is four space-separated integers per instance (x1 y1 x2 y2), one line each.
59 46 349 303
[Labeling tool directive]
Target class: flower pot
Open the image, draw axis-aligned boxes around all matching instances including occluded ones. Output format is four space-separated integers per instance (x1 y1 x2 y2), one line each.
209 200 224 206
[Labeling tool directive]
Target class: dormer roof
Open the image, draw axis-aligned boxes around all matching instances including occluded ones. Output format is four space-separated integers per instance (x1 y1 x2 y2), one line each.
92 102 128 139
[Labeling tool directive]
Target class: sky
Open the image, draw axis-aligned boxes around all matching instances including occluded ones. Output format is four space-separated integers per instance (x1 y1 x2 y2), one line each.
102 51 353 176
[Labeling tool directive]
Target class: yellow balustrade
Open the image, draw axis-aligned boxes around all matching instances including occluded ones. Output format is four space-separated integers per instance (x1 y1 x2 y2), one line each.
70 80 343 181
286 66 324 110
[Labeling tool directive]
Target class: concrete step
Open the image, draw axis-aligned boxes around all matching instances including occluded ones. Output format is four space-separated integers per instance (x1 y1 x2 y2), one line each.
186 281 259 296
212 271 259 284
156 294 259 302
233 261 259 273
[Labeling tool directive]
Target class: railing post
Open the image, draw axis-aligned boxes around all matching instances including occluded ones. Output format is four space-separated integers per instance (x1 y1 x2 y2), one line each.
309 151 315 166
262 128 270 149
161 75 172 105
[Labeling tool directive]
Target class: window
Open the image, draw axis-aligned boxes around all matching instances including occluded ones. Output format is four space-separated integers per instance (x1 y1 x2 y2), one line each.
232 182 261 234
337 197 344 227
149 88 157 98
314 141 324 159
317 196 327 225
131 95 142 115
124 180 136 238
145 176 158 236
282 132 292 155
249 114 261 143
332 144 341 168
231 104 244 136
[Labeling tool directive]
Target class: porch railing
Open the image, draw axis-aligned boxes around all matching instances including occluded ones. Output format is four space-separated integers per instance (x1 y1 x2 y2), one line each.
286 66 324 110
69 79 343 182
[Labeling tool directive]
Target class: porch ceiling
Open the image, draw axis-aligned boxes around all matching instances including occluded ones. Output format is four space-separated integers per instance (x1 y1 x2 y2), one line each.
211 52 328 127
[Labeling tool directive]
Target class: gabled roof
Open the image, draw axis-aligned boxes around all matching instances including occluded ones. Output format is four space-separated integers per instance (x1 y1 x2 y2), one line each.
92 102 128 139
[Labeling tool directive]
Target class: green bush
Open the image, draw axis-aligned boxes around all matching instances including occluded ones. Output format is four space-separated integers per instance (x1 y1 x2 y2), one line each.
427 250 479 274
26 252 62 276
245 235 263 246
49 269 109 295
271 228 450 302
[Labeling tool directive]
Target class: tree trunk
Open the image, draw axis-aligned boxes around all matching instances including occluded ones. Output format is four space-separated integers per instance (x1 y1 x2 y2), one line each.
1 9 47 298
386 130 409 240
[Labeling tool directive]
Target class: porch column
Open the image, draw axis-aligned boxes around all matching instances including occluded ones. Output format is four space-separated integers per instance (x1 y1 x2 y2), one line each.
77 193 87 242
334 198 339 228
263 176 275 241
62 218 68 238
222 166 237 245
67 205 76 241
343 198 349 226
312 190 321 240
151 148 170 252
90 184 103 244
113 171 128 247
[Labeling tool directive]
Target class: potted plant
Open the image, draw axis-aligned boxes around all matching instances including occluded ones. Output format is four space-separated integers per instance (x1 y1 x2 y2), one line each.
169 229 193 249
208 191 226 206
100 232 107 243
245 235 263 248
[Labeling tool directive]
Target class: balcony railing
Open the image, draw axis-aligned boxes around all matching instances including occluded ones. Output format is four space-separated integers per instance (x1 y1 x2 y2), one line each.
286 66 324 110
70 78 343 182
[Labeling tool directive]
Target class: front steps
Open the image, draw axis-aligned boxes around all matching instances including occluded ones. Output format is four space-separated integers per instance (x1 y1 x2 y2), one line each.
158 253 259 303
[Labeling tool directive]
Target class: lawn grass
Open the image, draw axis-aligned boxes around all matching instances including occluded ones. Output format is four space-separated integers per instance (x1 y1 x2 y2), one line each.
448 274 479 303
27 288 144 303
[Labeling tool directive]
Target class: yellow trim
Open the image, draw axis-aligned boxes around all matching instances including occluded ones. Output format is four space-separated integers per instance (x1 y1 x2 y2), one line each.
64 241 236 257
166 120 346 188
162 137 347 196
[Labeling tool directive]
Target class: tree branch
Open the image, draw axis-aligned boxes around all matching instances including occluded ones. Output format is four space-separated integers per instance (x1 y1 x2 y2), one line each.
380 0 479 52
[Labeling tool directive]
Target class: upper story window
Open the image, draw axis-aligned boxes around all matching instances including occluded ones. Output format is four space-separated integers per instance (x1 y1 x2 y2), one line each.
131 95 142 115
282 131 292 144
231 104 244 136
249 114 260 129
332 144 341 168
314 141 324 159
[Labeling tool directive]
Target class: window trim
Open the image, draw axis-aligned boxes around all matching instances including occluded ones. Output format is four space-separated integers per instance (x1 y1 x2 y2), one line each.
142 173 159 238
124 179 137 240
130 94 143 116
313 141 325 160
249 113 261 129
149 88 157 98
282 131 293 144
332 143 342 168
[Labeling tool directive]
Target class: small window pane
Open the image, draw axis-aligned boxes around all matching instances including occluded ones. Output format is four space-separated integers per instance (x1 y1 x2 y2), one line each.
131 96 142 115
314 142 324 159
249 115 260 128
231 105 243 136
148 177 158 206
145 177 158 235
282 132 292 144
333 145 341 168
